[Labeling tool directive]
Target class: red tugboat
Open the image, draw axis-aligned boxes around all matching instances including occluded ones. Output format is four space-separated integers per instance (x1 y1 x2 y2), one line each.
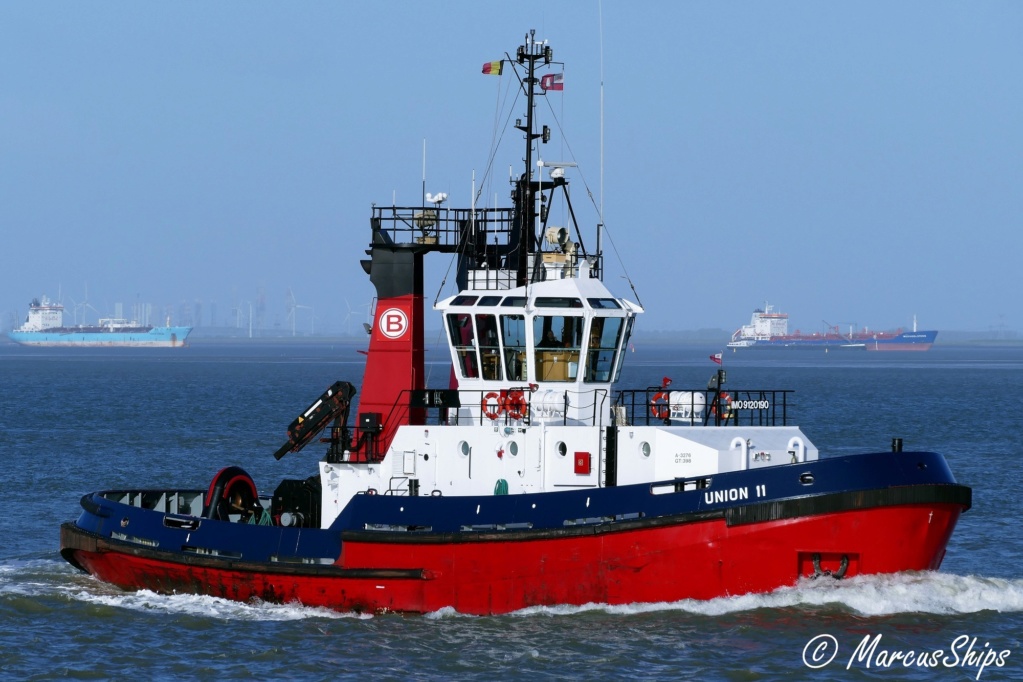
61 32 970 615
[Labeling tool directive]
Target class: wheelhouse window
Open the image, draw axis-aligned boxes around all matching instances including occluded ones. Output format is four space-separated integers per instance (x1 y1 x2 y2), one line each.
612 316 635 382
475 314 502 381
584 317 623 383
533 314 583 382
534 297 583 308
501 314 526 381
447 313 478 379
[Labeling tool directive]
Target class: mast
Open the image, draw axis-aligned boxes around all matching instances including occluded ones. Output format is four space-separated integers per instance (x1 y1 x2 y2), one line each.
513 30 553 287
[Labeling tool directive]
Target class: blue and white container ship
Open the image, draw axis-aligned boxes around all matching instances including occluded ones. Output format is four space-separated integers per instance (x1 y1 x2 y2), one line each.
8 296 191 348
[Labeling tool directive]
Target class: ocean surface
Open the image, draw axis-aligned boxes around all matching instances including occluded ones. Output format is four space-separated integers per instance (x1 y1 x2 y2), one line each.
2 340 1022 681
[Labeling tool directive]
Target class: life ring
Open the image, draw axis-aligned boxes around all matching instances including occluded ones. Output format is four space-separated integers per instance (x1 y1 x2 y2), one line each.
482 391 503 420
711 391 732 417
650 391 670 420
504 390 527 420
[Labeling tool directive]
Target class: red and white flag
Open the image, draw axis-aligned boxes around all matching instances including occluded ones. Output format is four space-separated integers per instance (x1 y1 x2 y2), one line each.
710 353 723 365
540 73 564 91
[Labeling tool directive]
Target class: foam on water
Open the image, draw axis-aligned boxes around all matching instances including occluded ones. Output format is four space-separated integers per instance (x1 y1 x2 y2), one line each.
0 560 367 621
427 572 1023 619
62 588 371 621
0 558 80 596
8 555 1020 621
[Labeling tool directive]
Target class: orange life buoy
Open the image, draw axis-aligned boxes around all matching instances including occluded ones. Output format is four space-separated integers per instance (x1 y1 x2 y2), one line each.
482 391 503 420
711 391 732 417
504 390 527 420
650 391 670 419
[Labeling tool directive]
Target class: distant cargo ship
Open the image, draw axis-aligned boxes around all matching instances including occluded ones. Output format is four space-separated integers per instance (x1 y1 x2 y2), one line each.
728 304 936 351
8 296 191 347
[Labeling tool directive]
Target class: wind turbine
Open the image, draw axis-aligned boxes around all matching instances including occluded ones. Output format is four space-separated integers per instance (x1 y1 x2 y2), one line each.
67 295 80 325
77 283 100 326
287 288 314 336
286 288 297 336
342 299 356 336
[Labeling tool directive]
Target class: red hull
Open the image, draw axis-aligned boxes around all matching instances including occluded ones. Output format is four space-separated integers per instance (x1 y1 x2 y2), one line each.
64 502 961 615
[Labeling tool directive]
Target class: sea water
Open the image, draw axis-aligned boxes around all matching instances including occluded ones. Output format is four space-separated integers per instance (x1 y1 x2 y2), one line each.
1 341 1021 681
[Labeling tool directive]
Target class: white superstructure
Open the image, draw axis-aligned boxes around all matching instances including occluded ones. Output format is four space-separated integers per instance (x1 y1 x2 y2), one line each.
728 304 789 347
15 296 64 332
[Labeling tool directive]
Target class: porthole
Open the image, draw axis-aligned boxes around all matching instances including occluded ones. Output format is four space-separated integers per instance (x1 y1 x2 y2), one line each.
508 441 519 457
557 441 568 457
459 441 470 457
640 441 651 457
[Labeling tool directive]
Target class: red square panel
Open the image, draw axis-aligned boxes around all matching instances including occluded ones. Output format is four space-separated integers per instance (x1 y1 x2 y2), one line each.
574 451 591 475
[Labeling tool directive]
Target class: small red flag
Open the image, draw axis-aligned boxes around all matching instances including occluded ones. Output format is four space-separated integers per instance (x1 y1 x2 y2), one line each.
710 353 723 365
540 73 564 91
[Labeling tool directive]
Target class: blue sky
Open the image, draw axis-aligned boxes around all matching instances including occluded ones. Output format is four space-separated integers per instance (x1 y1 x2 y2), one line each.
2 2 1020 335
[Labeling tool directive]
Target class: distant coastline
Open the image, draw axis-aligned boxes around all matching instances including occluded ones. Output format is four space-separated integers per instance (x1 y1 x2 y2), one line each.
2 326 1019 347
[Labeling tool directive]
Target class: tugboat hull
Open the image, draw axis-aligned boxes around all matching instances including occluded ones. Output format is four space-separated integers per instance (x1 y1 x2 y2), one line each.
62 453 969 615
62 501 964 615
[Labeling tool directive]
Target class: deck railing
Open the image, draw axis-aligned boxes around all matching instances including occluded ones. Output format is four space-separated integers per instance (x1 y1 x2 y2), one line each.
613 388 793 427
344 387 795 461
371 205 515 250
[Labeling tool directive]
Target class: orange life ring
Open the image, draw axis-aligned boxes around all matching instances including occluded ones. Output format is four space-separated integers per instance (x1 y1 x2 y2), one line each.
650 391 670 419
711 391 732 417
504 390 527 420
482 391 503 420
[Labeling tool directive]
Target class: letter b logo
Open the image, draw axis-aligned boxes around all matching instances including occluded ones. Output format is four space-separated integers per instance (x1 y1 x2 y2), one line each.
379 308 409 339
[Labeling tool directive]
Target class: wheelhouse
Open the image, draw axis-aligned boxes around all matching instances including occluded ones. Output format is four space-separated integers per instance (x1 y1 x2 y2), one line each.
440 280 637 389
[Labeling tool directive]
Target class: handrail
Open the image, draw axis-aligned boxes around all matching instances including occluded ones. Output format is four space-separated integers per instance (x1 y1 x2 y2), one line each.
342 386 793 454
612 388 794 427
372 205 515 251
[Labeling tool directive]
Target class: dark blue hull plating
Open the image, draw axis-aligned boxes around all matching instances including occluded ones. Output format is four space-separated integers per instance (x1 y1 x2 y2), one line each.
65 451 970 568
